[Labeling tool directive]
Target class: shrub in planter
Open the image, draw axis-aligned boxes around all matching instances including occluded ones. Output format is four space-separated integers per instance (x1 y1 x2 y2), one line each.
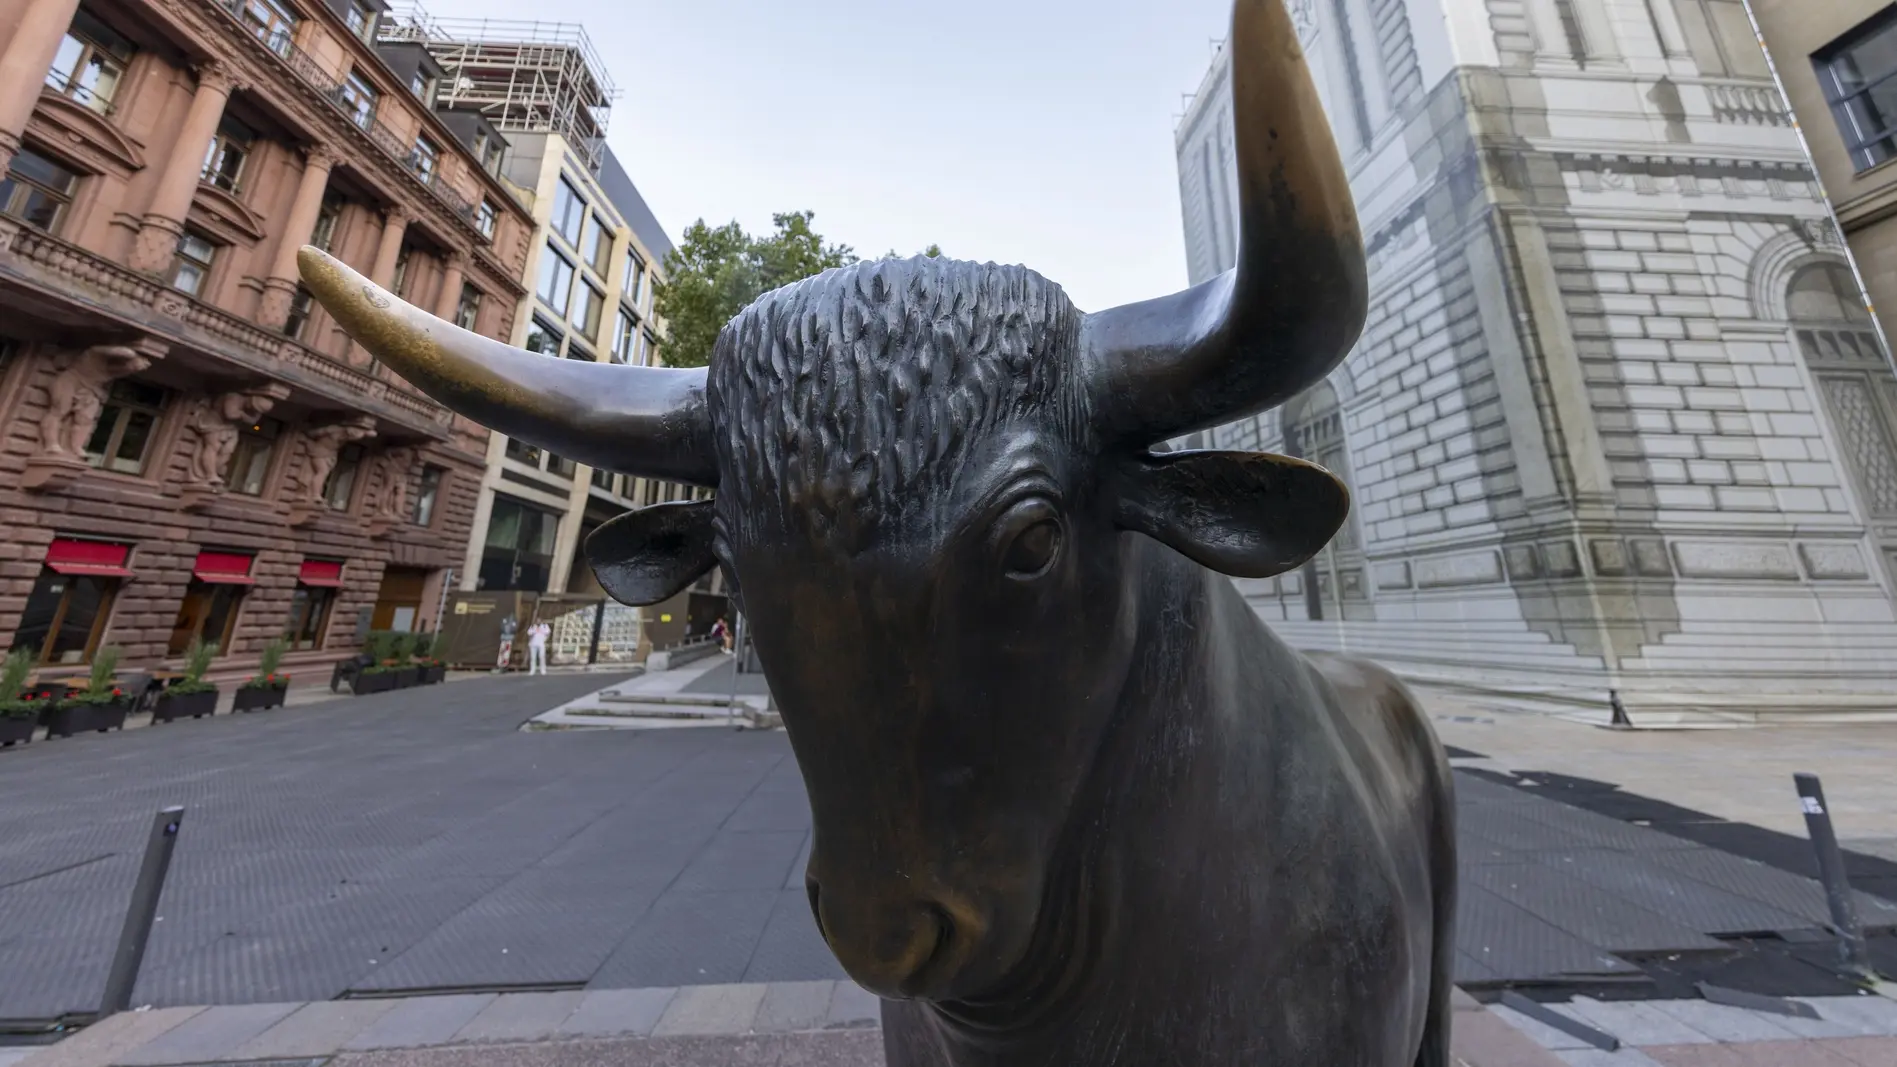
47 647 130 738
413 634 446 683
353 666 398 695
235 638 291 712
0 649 45 747
154 638 219 723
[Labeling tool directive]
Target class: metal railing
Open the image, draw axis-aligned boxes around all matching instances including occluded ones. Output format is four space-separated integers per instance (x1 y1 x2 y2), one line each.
210 0 486 231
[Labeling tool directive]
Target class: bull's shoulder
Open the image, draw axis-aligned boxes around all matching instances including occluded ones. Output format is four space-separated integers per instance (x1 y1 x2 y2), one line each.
1301 651 1448 791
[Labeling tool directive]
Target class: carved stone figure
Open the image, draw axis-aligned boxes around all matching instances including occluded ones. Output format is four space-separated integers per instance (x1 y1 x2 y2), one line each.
369 445 417 519
298 2 1455 1063
38 344 153 459
291 416 376 505
185 385 289 487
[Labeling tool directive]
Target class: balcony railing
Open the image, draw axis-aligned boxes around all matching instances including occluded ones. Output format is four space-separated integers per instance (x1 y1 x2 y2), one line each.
210 0 486 233
3 222 454 432
1702 79 1793 128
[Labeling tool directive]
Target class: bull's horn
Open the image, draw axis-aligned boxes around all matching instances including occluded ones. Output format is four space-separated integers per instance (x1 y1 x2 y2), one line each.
296 246 717 487
1083 0 1367 445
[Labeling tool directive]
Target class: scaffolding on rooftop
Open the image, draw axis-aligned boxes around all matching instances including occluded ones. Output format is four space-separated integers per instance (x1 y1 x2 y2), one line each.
380 3 618 170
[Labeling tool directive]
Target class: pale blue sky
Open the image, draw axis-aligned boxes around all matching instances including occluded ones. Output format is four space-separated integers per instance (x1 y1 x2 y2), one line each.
430 0 1235 311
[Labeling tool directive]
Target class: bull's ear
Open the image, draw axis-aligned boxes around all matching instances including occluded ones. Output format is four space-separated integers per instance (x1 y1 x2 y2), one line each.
1113 450 1348 578
585 500 718 606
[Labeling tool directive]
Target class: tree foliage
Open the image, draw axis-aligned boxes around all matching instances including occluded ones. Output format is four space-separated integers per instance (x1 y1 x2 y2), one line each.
653 212 943 369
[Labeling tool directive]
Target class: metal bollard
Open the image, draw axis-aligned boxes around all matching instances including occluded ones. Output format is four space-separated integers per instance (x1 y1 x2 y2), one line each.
99 806 185 1016
1793 774 1869 975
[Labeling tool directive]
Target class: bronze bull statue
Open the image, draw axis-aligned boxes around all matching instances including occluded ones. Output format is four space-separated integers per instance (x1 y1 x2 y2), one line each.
298 0 1456 1061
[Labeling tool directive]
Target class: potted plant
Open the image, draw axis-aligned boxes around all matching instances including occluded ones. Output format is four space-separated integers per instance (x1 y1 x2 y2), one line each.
414 633 446 684
0 650 45 747
234 638 291 712
391 633 421 689
153 638 219 723
46 647 131 737
352 632 398 695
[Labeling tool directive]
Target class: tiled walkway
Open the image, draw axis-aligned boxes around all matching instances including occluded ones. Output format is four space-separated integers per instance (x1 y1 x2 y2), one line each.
5 984 1896 1067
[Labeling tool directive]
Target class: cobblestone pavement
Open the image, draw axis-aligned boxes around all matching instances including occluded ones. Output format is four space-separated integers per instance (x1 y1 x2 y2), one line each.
2 671 1893 1034
6 984 1897 1067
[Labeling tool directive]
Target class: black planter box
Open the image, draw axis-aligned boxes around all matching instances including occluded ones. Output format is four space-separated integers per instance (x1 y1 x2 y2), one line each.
233 684 287 712
0 716 35 747
394 666 421 688
419 664 446 685
153 688 218 722
47 699 130 738
353 671 397 695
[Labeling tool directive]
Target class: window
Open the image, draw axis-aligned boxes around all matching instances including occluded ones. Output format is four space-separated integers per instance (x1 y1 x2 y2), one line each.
475 199 496 239
409 135 438 184
641 330 658 366
1818 11 1897 171
505 436 544 465
582 212 611 274
611 308 640 363
537 244 574 314
223 416 281 495
478 496 559 591
46 10 134 114
311 192 343 250
454 284 482 331
14 566 120 665
84 379 165 474
284 584 336 650
551 177 585 245
574 281 606 340
622 249 646 305
339 69 378 130
237 0 297 56
0 149 78 233
324 443 364 510
201 114 255 193
167 553 252 656
344 0 374 39
1675 0 1770 79
524 315 562 355
411 465 443 525
170 231 216 296
391 246 411 297
481 136 503 173
284 286 315 339
409 70 435 104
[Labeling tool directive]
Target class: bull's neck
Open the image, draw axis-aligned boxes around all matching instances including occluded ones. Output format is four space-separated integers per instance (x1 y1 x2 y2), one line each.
920 542 1266 1053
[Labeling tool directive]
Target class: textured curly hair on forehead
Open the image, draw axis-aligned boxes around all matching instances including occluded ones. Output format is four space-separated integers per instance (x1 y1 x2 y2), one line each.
707 255 1091 548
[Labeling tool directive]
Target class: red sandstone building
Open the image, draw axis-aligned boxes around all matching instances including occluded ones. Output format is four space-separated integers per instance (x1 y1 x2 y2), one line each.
0 0 536 678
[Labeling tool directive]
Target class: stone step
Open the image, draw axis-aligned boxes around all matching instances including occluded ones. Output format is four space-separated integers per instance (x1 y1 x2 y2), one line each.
596 691 743 708
564 702 739 720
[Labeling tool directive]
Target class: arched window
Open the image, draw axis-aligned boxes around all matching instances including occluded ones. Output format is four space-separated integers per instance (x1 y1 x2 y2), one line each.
1791 261 1897 523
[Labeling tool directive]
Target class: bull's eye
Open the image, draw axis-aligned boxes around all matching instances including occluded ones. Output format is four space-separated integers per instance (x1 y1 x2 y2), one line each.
996 499 1063 580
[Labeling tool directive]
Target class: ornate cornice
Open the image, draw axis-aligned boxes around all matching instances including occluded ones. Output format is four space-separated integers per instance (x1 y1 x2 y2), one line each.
26 92 147 178
188 182 269 246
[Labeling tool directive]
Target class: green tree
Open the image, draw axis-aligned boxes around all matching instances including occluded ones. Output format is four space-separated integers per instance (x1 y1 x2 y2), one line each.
654 211 858 369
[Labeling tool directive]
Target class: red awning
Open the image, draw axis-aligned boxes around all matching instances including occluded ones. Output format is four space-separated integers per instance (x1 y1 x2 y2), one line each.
45 538 133 579
193 550 255 585
299 559 344 587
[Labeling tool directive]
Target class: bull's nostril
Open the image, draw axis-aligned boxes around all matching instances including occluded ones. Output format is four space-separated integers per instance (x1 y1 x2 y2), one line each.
806 878 827 943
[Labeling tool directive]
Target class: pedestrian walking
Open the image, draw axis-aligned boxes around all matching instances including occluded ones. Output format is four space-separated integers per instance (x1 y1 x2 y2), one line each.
711 616 732 654
527 619 551 675
496 615 516 673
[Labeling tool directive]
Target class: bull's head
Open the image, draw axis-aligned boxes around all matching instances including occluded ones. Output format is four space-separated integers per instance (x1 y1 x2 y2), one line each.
299 0 1363 1005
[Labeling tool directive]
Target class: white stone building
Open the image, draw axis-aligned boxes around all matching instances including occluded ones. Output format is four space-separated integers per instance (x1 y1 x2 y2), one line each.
1176 0 1897 721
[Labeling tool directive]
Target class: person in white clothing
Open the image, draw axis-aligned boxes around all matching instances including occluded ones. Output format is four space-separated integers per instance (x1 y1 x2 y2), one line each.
526 620 551 675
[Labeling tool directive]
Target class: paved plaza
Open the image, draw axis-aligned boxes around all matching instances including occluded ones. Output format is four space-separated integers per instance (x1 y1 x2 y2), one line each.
1 671 1894 1058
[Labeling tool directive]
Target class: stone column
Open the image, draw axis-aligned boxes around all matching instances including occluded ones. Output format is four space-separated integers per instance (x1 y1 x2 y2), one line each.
369 206 409 287
258 143 335 329
434 251 466 321
129 63 236 274
0 0 83 175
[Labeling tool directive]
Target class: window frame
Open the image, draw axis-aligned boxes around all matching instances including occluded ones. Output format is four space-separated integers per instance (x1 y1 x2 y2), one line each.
201 114 255 193
323 442 366 511
454 284 482 331
84 378 166 475
622 249 647 306
411 465 444 526
167 578 247 656
284 285 315 339
574 280 606 341
223 416 282 495
551 177 585 246
475 199 496 239
339 68 379 131
1816 9 1897 172
237 0 298 56
283 583 336 651
169 230 216 296
15 566 120 666
45 10 135 115
310 191 343 250
536 243 575 316
409 134 439 185
523 314 563 356
0 148 80 234
344 0 375 40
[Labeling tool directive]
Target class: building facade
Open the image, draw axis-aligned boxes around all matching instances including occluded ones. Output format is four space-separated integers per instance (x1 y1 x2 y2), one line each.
1746 1 1897 350
0 0 536 678
1176 0 1897 721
